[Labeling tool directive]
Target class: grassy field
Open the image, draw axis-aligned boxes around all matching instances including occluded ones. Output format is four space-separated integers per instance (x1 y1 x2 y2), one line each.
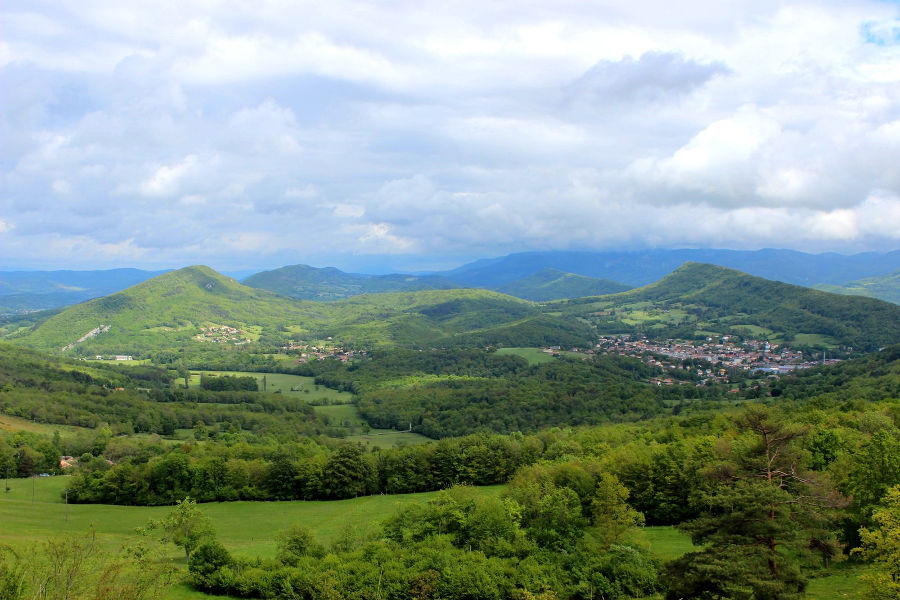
626 525 864 600
0 414 87 435
314 403 433 448
495 347 555 365
1 477 865 599
178 370 354 404
0 476 505 598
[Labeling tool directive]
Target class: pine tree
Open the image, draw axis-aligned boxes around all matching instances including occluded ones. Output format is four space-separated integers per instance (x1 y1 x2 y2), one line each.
665 405 845 600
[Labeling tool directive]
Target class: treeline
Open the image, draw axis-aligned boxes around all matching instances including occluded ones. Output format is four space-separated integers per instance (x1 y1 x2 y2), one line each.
199 374 259 392
63 432 547 505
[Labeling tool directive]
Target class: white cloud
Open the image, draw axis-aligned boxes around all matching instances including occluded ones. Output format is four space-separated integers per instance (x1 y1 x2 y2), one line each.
2 0 900 269
139 155 199 197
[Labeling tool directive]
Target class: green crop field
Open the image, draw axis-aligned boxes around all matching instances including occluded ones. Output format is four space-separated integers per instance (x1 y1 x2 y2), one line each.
495 347 556 365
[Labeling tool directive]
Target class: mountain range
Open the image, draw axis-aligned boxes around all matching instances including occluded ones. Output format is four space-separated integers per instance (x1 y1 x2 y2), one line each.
3 248 900 317
6 262 900 356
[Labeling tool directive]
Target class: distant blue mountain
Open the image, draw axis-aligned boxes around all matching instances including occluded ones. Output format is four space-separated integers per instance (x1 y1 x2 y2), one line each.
441 249 900 287
0 268 169 313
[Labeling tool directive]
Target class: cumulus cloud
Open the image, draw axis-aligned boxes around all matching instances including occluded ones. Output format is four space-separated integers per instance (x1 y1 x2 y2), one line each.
2 0 900 270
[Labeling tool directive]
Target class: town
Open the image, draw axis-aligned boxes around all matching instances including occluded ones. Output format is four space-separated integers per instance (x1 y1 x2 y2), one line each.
542 335 843 385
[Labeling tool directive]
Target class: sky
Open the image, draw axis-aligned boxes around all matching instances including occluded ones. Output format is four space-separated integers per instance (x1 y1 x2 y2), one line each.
2 0 900 273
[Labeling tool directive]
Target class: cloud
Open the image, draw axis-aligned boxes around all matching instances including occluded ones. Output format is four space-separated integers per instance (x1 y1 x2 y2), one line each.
567 52 729 105
2 0 900 270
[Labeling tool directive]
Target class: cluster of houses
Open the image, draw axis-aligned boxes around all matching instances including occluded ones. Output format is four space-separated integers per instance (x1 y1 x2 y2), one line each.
194 325 251 345
590 335 841 381
286 339 365 363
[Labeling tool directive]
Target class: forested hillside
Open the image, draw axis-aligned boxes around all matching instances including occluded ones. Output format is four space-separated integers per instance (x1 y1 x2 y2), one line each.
9 266 593 354
556 262 900 350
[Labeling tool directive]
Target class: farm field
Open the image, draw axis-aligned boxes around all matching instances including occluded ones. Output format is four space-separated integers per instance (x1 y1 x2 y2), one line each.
495 346 556 365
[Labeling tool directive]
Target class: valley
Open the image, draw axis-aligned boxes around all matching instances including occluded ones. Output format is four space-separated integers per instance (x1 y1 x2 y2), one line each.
1 259 899 600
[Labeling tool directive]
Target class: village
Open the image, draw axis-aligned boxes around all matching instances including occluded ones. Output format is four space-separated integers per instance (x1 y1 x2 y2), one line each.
194 325 251 345
542 335 843 386
283 338 365 363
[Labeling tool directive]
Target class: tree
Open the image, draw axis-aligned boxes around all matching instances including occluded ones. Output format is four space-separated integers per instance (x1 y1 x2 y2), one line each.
856 484 900 600
143 497 214 560
276 524 324 565
665 406 844 600
590 472 644 549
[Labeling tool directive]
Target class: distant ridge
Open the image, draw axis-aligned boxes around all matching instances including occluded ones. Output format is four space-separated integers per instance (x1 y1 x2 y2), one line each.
442 248 900 287
494 268 631 301
0 268 168 313
814 270 900 305
242 263 460 300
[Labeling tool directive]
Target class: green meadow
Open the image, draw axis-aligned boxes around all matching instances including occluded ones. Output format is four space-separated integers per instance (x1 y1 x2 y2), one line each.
495 346 556 365
1 477 863 600
313 402 433 448
179 370 354 403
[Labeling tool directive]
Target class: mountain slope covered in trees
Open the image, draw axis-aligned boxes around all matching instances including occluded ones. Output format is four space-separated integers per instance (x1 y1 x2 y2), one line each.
555 263 900 350
8 267 593 355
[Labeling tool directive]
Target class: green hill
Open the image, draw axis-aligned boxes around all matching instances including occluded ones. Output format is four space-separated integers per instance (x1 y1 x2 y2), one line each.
495 268 631 300
814 270 900 305
243 263 461 300
10 266 593 354
554 262 900 351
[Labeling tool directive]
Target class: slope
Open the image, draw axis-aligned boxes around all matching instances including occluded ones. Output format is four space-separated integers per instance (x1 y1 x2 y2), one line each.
552 262 900 351
495 268 631 301
11 267 593 354
814 270 900 305
243 263 461 300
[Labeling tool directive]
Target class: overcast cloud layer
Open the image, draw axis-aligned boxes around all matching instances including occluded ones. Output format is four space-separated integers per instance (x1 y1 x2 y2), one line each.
2 0 900 271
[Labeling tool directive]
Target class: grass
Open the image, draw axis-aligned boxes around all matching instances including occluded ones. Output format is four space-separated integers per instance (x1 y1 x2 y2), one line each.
0 475 504 598
1 478 866 599
495 347 556 365
628 525 696 562
805 562 870 600
314 403 433 448
793 333 840 348
0 414 87 435
177 370 354 404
